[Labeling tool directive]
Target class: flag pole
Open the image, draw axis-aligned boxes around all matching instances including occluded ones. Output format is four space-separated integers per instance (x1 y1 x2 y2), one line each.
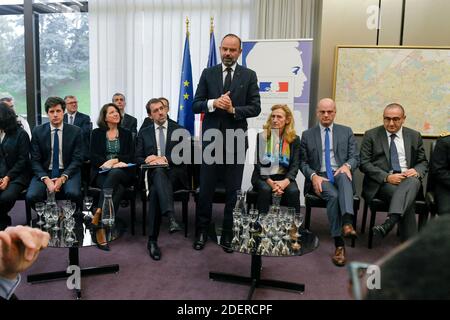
210 16 214 34
186 16 190 37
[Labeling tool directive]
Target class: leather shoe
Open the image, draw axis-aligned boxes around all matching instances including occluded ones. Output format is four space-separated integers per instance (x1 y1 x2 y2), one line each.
373 219 396 238
147 241 161 261
342 224 358 239
193 232 207 250
169 218 183 234
220 234 233 253
332 246 346 267
93 228 110 251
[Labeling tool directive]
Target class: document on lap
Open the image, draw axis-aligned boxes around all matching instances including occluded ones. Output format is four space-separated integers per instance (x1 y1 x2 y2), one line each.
99 163 137 173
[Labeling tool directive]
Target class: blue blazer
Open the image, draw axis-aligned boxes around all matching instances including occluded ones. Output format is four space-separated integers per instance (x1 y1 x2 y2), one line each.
64 112 92 159
0 127 31 186
30 123 83 179
300 124 359 194
193 64 261 136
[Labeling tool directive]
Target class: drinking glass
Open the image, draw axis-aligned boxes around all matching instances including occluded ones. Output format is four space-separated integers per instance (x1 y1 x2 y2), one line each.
35 202 45 226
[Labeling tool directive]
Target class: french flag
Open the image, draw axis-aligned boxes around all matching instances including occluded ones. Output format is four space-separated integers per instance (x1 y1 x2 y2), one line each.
259 82 289 92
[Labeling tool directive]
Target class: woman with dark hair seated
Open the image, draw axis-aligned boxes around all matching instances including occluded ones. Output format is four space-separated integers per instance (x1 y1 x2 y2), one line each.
89 103 135 250
251 104 301 214
0 102 31 230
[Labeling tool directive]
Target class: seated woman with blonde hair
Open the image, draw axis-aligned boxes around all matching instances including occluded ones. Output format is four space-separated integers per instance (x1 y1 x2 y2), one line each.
251 104 301 213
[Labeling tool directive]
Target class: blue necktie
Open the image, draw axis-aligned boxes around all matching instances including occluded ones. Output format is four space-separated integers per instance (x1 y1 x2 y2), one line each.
390 134 401 173
51 129 60 178
325 127 334 184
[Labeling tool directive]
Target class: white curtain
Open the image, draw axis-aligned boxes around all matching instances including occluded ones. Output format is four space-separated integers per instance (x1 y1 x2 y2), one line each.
252 0 318 39
89 0 254 128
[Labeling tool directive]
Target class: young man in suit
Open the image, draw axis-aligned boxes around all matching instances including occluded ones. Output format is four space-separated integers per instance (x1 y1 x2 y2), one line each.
192 33 261 252
300 98 359 266
26 97 84 209
135 98 188 260
360 103 428 241
63 95 92 160
112 93 137 137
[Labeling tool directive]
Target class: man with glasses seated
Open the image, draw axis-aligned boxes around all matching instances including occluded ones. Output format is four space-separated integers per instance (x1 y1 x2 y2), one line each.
360 103 428 241
63 95 92 161
26 97 83 210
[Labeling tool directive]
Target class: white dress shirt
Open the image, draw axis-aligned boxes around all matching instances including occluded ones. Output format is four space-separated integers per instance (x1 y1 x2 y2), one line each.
154 120 168 157
67 112 77 125
319 123 338 172
386 127 408 172
0 275 20 300
207 62 237 112
49 123 64 170
0 130 4 143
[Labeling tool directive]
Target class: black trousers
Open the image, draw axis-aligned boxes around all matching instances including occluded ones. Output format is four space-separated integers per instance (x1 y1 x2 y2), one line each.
435 184 450 215
196 162 245 235
0 181 25 221
253 176 300 214
94 168 133 213
147 168 184 240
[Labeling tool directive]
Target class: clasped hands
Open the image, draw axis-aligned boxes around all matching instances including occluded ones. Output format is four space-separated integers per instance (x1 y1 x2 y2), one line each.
386 169 419 185
267 178 290 195
213 91 234 113
43 176 67 193
100 159 128 170
312 164 352 196
0 176 10 191
145 155 168 166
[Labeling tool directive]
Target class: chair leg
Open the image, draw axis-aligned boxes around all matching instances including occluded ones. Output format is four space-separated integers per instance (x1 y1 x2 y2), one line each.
351 200 359 248
142 196 147 236
25 200 32 226
130 195 136 236
418 211 428 230
182 199 188 238
368 207 377 249
305 205 312 230
360 202 368 234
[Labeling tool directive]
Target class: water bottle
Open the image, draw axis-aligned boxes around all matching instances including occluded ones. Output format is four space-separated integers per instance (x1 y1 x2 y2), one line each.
101 188 115 227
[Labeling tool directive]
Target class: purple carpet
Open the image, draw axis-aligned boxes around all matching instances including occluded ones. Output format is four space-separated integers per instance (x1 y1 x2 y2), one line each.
10 197 402 300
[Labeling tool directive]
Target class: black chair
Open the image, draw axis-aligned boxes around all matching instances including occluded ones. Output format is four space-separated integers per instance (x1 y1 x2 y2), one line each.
304 193 360 248
140 166 191 237
425 141 437 218
360 195 428 249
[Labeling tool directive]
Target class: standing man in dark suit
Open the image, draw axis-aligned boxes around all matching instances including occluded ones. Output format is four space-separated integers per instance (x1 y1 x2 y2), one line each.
300 98 359 266
430 131 450 215
112 93 137 137
360 103 428 241
63 95 91 160
136 98 188 260
192 34 261 251
0 103 31 230
26 97 83 209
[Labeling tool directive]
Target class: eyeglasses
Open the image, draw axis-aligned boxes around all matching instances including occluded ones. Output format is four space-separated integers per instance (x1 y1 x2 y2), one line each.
66 101 78 104
383 117 402 122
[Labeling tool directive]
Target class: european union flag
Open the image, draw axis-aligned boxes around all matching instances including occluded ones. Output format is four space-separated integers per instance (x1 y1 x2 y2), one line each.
177 34 195 136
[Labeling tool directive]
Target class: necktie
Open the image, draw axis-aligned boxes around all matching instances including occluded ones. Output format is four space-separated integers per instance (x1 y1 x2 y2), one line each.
325 127 334 184
69 115 74 125
51 129 60 178
158 126 165 157
223 67 232 93
390 134 401 173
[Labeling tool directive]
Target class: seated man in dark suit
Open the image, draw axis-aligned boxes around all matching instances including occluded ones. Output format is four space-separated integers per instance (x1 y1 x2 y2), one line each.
136 98 188 260
26 97 84 209
300 98 359 267
360 103 428 241
139 97 175 133
112 93 137 137
63 95 92 161
430 131 450 215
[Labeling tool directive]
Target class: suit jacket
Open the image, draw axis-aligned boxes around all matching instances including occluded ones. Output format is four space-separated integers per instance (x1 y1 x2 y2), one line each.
430 135 450 189
135 121 189 188
121 113 137 136
89 127 135 182
360 125 428 201
64 112 92 160
193 64 261 141
299 124 359 194
0 127 31 186
139 117 177 134
251 133 300 186
30 123 83 179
